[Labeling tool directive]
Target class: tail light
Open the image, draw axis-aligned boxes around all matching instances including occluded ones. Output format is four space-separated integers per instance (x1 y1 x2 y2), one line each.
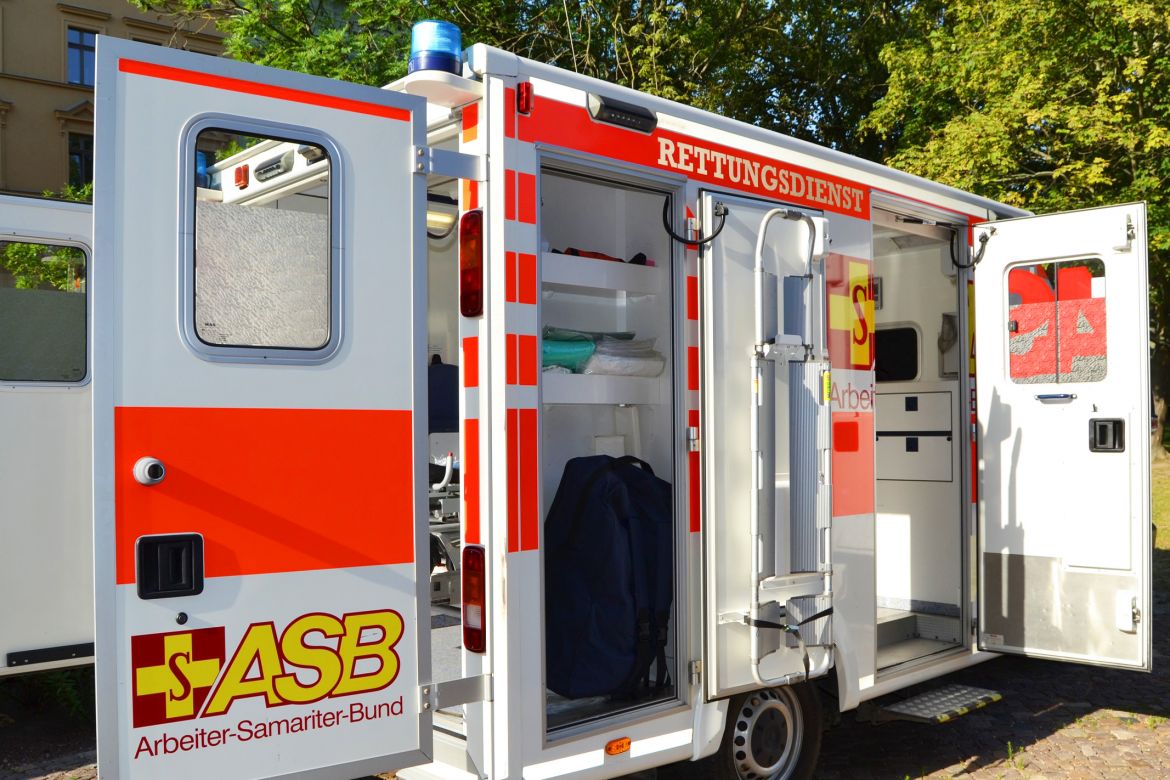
462 544 486 653
459 209 484 317
234 164 249 189
517 81 534 115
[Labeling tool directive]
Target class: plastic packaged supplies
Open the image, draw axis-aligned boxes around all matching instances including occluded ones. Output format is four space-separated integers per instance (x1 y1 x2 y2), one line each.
581 337 665 377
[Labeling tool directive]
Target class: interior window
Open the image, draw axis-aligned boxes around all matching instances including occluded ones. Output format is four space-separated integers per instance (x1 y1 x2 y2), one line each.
0 240 86 382
1007 258 1106 384
875 326 918 382
192 129 333 352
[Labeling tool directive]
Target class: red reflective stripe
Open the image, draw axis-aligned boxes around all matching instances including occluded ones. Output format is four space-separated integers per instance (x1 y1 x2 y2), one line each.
504 87 517 139
688 409 700 533
114 407 415 584
463 180 479 210
462 101 479 143
506 251 518 303
519 335 538 386
118 59 410 122
506 334 518 385
464 418 481 544
462 336 479 388
507 409 520 553
504 169 517 221
518 253 538 304
687 275 699 321
520 408 539 550
518 173 536 224
688 347 699 391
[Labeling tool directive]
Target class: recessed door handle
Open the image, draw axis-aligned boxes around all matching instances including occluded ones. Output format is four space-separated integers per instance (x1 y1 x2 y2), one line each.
1035 393 1077 402
133 457 166 486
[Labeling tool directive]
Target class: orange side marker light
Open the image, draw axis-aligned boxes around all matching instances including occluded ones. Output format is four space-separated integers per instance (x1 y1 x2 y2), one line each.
605 737 631 756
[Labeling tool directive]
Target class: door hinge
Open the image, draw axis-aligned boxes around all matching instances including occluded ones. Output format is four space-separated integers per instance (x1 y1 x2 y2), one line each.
689 660 702 686
1132 602 1142 625
420 674 492 711
687 425 700 452
412 145 487 181
1115 215 1136 252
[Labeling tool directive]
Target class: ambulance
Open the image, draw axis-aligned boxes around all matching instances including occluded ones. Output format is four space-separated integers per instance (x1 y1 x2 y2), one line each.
0 22 1152 780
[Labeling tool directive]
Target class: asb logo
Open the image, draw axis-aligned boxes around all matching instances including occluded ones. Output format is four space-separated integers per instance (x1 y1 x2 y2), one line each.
132 627 225 728
129 610 404 729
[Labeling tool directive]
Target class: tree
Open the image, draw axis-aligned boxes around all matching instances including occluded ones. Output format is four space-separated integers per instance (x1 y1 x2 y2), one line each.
132 1 914 156
863 0 1170 454
0 184 90 291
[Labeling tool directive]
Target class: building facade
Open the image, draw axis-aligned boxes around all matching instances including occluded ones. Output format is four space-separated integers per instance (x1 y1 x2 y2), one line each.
0 1 224 196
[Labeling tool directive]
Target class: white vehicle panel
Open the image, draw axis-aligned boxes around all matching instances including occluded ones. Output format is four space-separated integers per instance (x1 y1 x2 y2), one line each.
975 203 1151 670
0 195 93 676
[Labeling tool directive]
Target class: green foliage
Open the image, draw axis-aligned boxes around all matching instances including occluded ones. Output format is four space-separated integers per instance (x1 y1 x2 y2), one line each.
0 241 84 291
0 666 95 723
865 0 1170 441
131 1 916 156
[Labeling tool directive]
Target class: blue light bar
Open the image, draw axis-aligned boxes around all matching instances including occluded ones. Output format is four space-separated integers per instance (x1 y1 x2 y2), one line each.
409 20 462 76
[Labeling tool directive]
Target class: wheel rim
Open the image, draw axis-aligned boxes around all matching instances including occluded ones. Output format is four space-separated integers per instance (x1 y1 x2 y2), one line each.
730 687 804 780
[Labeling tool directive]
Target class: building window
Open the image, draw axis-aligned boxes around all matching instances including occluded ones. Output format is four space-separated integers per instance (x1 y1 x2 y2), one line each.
67 27 97 86
68 133 94 187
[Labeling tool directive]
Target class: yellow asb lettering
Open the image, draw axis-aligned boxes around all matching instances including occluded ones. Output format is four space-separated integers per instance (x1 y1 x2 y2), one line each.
203 623 284 716
197 610 406 718
275 613 345 704
333 611 404 696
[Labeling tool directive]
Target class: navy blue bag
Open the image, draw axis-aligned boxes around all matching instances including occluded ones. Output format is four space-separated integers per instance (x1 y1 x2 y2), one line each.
544 455 673 699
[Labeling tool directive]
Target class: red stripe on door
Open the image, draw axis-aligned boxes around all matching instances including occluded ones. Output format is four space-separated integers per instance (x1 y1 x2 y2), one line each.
518 173 537 224
506 251 518 303
503 87 516 139
519 408 539 551
113 407 415 585
118 59 410 122
463 336 479 388
464 418 481 544
507 408 520 553
518 253 538 304
506 334 518 385
687 276 699 321
688 347 699 391
462 101 479 143
504 169 517 222
519 335 538 386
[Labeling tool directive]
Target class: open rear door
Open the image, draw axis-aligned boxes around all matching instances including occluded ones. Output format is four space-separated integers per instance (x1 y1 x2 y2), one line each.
974 203 1151 670
92 39 432 778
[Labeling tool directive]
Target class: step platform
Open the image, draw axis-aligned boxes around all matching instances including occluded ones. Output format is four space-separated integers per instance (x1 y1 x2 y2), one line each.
878 684 1002 724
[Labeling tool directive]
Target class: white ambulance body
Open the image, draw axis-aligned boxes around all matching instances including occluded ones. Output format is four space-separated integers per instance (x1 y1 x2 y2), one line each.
0 194 93 675
0 33 1151 780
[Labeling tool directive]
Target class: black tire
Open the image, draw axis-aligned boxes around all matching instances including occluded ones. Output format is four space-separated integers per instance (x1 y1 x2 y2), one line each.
660 683 823 780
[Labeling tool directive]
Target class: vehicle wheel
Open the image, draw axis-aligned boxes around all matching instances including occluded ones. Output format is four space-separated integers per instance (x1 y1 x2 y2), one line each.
662 683 823 780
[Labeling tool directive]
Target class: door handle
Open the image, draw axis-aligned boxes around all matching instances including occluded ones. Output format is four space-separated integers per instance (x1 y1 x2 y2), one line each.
1089 419 1125 452
1035 393 1077 402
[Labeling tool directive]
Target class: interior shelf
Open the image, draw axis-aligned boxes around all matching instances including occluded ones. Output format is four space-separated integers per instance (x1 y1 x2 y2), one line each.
541 372 662 405
541 252 661 297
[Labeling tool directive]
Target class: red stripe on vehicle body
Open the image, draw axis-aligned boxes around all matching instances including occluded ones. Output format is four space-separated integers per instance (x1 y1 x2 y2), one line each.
118 59 411 122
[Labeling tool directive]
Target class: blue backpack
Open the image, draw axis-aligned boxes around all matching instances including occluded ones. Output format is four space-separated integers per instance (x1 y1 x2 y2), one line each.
544 455 673 699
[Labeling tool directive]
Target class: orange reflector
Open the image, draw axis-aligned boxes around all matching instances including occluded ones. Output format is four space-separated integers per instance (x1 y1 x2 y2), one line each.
234 164 249 189
605 737 631 756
